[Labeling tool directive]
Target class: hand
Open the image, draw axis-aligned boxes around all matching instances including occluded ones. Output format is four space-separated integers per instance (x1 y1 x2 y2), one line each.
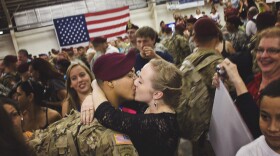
142 46 158 59
80 94 94 125
213 58 247 95
220 58 242 84
212 58 241 88
212 72 221 88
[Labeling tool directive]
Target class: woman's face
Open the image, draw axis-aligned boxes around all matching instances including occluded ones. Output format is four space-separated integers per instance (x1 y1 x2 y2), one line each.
134 63 155 104
3 104 22 133
29 65 39 81
256 37 280 76
69 65 92 95
16 86 30 111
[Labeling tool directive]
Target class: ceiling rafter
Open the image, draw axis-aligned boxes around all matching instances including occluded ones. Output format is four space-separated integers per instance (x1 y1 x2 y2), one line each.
0 0 84 32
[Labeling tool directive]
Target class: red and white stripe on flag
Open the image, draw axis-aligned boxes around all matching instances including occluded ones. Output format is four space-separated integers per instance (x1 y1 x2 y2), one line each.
85 6 130 41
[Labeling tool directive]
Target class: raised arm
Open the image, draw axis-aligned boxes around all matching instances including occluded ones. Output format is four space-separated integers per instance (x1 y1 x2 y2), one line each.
212 58 261 138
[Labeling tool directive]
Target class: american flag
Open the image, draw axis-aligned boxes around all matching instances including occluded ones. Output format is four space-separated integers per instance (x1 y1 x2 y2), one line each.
53 6 130 47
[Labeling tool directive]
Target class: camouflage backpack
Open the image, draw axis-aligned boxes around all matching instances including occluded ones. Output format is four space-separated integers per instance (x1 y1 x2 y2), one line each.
176 52 223 141
29 110 138 156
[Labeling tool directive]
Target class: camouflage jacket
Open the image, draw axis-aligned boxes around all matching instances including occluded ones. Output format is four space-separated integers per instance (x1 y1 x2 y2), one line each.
163 34 191 67
0 72 19 87
223 29 248 52
29 110 138 156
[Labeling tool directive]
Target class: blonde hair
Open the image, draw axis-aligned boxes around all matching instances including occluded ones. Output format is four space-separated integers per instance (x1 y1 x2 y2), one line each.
149 59 182 108
256 27 280 50
65 60 94 110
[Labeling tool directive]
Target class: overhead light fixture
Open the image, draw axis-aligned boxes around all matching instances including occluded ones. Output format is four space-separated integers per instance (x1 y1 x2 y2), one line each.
0 31 3 35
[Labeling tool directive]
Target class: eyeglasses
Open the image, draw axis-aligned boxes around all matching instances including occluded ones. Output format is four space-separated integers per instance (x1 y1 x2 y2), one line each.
255 48 280 55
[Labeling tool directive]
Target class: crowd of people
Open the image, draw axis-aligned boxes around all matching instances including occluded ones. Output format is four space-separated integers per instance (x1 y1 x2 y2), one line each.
1 1 280 155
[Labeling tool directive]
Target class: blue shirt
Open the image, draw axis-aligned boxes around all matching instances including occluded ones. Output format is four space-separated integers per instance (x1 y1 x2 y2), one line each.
135 51 173 75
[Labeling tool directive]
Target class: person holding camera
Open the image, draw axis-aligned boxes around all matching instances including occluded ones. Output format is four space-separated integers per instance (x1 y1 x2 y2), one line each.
213 58 261 139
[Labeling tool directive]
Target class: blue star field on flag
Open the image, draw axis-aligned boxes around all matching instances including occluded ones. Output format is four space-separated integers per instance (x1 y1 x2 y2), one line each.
53 15 90 46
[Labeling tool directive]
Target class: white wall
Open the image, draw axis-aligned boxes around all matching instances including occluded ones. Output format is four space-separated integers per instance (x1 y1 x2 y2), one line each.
0 4 225 59
15 26 60 56
130 7 154 28
0 34 16 59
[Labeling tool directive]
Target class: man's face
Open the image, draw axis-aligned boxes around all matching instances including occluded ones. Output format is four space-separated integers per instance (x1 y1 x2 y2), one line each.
17 53 28 65
259 96 280 152
78 48 85 56
111 69 136 101
136 37 155 53
127 29 137 43
256 37 280 76
73 48 78 56
160 22 165 28
186 23 194 31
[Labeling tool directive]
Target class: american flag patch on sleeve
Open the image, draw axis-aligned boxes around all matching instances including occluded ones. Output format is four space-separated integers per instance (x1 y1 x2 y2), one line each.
114 134 133 145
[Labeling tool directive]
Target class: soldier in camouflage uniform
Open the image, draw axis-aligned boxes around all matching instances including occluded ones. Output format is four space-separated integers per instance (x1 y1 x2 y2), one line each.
163 23 191 67
29 110 138 156
123 21 139 54
29 51 139 156
178 18 223 156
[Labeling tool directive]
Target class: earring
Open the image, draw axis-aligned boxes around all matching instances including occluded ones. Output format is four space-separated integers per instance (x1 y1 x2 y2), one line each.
154 101 157 108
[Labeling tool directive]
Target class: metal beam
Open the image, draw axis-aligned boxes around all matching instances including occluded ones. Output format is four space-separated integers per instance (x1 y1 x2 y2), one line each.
1 0 12 25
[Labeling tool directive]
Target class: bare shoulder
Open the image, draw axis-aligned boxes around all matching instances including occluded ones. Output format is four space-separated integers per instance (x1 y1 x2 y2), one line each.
47 108 62 124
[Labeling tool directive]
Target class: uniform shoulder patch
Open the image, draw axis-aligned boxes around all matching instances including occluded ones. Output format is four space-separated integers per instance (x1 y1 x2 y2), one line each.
114 134 133 145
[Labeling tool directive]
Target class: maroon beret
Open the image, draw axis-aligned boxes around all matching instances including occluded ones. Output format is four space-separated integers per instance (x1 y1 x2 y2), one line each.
227 15 243 27
224 8 239 19
93 49 137 81
194 17 219 37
